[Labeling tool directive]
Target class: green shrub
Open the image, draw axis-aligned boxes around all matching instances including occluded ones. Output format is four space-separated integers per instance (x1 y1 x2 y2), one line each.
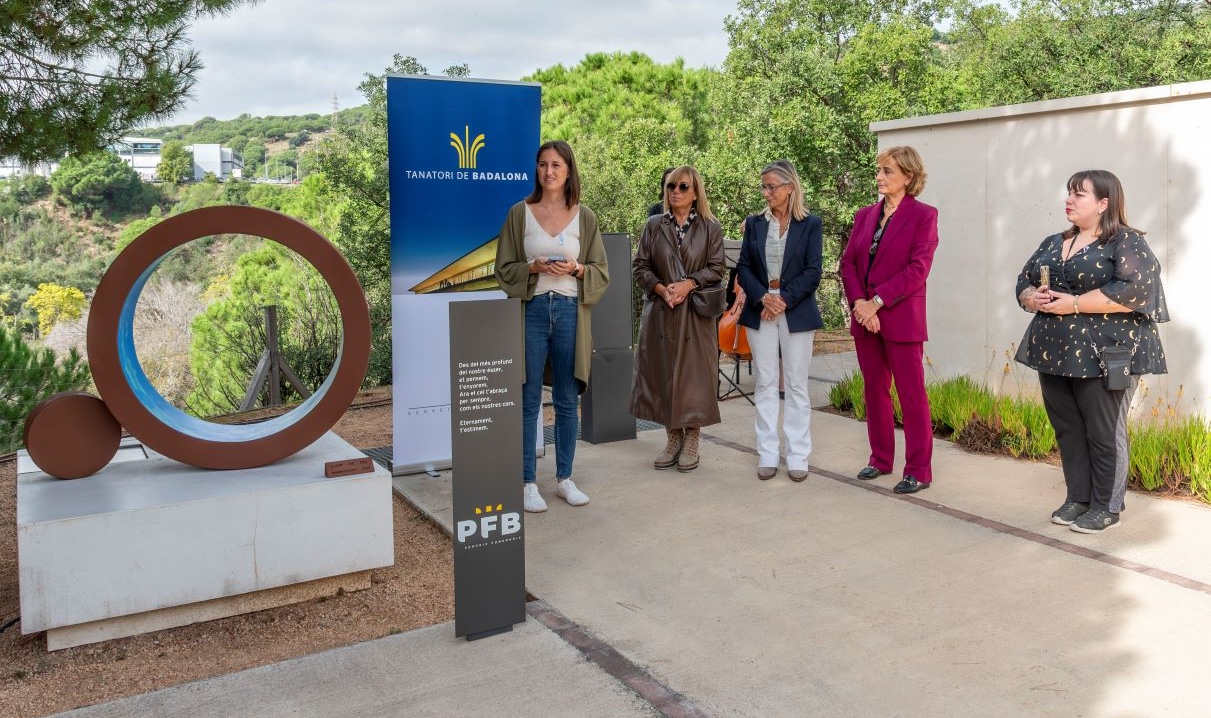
829 370 865 420
926 375 986 438
829 366 1209 501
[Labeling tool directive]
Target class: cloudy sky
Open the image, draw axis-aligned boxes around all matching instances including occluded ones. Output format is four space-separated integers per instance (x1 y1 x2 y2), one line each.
172 0 737 123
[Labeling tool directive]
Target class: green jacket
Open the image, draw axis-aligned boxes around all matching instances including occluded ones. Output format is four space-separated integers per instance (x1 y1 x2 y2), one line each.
494 201 610 392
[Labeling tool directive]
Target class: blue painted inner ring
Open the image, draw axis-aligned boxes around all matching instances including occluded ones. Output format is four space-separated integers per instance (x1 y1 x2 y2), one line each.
118 254 341 442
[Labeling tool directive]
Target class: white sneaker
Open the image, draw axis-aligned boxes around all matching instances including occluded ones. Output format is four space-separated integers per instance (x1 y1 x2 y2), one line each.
556 479 590 506
523 483 547 513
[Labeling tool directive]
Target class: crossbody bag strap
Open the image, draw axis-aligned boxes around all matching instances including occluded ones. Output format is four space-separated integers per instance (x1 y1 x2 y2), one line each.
662 224 690 283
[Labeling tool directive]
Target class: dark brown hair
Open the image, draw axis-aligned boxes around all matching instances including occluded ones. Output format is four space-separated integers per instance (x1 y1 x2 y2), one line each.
1061 169 1141 241
526 140 581 208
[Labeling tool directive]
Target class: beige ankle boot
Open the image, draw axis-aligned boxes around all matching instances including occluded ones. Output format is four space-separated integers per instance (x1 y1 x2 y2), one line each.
654 427 683 469
678 427 700 472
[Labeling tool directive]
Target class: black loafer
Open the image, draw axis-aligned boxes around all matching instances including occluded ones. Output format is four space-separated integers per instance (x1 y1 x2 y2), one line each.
893 476 931 494
856 466 887 480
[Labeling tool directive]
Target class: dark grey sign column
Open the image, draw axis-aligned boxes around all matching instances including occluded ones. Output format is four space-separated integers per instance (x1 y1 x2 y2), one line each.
449 299 525 640
582 233 636 443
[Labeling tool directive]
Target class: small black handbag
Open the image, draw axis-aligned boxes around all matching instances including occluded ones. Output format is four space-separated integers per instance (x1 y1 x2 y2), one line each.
689 281 727 318
1096 344 1132 391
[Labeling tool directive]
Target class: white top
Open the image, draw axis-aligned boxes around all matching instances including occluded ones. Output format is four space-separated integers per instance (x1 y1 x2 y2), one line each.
763 210 787 288
524 204 581 297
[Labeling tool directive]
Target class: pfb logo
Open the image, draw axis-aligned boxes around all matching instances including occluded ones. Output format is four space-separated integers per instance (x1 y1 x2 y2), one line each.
450 125 485 169
457 502 521 544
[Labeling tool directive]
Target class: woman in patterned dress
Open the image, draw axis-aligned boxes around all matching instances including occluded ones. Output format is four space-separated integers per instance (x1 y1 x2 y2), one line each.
1015 169 1168 533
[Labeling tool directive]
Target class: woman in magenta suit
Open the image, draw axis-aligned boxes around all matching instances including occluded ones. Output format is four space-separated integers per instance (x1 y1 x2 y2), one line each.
840 146 939 494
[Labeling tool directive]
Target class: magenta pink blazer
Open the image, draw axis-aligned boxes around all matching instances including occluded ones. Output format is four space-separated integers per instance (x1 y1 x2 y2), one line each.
840 194 939 343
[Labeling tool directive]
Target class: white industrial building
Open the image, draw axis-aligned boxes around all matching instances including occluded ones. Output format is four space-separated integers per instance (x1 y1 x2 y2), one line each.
111 137 165 180
111 137 243 181
3 137 244 182
187 143 243 180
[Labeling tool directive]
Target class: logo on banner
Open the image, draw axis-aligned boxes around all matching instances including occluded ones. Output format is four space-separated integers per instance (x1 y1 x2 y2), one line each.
450 125 486 169
402 126 527 182
457 502 521 546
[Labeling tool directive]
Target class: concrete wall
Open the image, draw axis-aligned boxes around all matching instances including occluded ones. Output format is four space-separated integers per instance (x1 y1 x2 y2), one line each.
872 80 1211 418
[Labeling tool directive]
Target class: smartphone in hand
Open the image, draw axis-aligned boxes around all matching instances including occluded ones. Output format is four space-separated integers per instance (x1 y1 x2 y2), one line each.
1039 264 1050 289
545 255 568 264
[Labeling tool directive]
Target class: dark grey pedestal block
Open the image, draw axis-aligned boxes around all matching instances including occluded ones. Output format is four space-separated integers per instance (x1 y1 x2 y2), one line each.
582 348 636 444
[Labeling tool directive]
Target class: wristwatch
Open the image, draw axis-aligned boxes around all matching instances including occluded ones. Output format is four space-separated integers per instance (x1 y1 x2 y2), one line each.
872 295 885 308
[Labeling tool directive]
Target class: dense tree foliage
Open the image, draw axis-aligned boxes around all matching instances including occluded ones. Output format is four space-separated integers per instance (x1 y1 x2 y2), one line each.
0 0 254 164
157 141 195 184
950 0 1211 105
49 152 154 218
525 53 714 242
187 242 341 416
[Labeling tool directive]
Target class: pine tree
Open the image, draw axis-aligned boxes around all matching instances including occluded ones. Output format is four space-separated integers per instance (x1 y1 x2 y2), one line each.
0 326 91 454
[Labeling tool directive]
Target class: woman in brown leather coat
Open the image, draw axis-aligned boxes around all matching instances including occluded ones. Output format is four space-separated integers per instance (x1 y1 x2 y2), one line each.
630 165 726 472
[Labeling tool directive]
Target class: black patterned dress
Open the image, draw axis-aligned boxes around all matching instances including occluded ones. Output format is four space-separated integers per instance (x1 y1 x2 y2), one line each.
1014 230 1168 378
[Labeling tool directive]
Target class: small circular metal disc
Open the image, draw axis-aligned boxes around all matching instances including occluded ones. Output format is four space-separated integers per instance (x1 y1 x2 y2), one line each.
24 392 122 479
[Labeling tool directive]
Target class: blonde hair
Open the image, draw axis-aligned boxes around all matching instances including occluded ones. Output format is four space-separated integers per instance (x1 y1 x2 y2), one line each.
662 165 716 223
762 159 808 221
876 146 927 197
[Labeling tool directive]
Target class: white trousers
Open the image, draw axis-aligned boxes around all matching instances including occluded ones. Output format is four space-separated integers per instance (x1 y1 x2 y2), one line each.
748 315 815 470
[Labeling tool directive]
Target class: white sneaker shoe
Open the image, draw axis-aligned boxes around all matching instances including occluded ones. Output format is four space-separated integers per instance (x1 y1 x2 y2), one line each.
523 483 547 513
556 479 590 506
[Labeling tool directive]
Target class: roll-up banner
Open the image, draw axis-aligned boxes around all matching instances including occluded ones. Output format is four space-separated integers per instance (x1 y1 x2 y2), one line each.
386 75 541 474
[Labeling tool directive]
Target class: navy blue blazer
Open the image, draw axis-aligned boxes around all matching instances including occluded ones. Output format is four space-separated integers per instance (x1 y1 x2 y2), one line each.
736 212 824 333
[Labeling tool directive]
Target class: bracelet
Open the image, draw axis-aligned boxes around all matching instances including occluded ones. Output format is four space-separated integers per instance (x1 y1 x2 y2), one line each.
1073 296 1080 315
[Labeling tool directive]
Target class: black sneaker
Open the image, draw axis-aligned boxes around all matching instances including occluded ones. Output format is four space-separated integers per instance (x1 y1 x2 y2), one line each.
1070 508 1120 533
1050 501 1090 526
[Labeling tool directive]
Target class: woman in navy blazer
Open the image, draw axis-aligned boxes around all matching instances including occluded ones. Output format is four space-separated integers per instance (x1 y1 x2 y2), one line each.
841 146 939 494
736 160 824 482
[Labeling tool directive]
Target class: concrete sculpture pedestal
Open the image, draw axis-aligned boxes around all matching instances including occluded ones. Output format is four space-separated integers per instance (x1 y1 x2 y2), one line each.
17 432 393 650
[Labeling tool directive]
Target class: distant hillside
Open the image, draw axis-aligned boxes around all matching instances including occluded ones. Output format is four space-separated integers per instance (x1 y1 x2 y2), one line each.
133 106 369 146
131 106 370 178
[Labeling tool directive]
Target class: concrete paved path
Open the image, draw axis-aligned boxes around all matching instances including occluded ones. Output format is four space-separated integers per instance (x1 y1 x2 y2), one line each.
59 351 1211 717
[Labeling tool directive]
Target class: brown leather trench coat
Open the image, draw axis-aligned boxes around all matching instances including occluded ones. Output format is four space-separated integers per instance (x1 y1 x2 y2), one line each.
630 213 725 429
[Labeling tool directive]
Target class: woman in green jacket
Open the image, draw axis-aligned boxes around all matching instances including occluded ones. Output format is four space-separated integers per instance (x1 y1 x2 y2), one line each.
494 141 609 513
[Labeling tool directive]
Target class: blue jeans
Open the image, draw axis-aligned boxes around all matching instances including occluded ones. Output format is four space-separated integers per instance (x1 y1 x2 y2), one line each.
523 292 579 483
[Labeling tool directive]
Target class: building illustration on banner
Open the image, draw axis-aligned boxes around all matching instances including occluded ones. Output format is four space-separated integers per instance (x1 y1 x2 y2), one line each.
409 239 499 293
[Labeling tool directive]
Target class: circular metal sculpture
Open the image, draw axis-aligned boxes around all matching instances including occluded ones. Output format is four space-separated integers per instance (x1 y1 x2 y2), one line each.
25 206 371 476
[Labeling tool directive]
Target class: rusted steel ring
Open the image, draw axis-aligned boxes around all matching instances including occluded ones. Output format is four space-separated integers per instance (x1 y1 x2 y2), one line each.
86 206 371 470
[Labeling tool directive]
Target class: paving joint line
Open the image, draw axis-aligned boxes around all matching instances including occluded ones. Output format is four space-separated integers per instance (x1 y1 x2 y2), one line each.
700 430 1211 599
526 600 713 718
388 485 712 717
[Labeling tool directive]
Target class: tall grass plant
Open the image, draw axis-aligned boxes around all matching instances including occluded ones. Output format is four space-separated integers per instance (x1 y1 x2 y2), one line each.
830 368 1210 503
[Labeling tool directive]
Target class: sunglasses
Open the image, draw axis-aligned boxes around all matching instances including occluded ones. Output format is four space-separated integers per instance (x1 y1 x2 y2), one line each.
665 181 692 192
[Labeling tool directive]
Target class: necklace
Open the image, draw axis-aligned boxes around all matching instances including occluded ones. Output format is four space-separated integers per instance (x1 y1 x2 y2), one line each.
1063 231 1097 262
